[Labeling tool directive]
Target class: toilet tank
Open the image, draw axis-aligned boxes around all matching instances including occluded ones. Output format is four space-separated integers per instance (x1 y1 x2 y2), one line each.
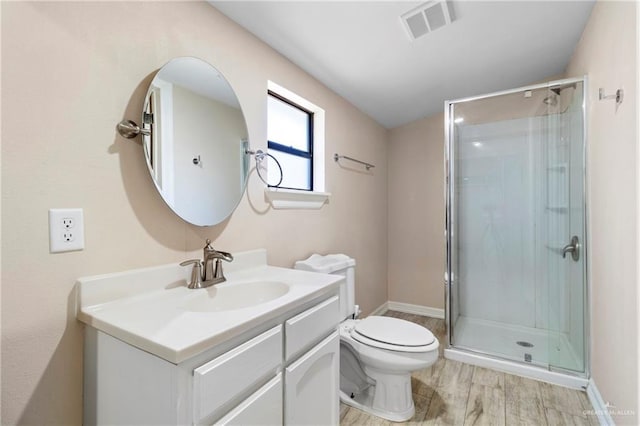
294 254 356 320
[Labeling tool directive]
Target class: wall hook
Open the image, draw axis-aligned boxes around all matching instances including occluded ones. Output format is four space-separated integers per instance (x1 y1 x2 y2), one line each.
599 88 623 105
193 155 201 165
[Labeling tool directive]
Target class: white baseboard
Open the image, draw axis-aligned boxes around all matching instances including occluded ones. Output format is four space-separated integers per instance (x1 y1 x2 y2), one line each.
368 302 388 317
364 301 445 319
387 301 445 319
586 378 616 425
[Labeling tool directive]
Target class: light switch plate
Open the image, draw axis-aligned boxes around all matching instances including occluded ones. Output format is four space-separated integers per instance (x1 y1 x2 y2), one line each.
49 208 85 253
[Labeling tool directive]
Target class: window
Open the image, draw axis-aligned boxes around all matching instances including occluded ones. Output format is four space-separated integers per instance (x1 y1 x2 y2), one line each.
264 81 329 209
267 91 314 191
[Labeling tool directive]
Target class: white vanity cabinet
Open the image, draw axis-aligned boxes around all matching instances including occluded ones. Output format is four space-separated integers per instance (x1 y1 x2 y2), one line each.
83 294 340 425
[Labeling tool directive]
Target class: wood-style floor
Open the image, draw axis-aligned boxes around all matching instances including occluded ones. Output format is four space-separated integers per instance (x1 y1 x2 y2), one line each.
340 311 597 426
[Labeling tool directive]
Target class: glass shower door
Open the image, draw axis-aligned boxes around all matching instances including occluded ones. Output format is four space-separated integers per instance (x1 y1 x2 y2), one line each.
544 81 586 374
446 78 587 376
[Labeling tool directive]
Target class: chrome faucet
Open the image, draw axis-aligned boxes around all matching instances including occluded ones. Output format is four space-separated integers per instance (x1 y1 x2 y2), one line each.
203 239 233 282
180 239 234 289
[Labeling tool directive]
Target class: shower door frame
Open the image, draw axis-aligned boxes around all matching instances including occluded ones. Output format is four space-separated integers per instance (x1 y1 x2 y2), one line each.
444 76 590 380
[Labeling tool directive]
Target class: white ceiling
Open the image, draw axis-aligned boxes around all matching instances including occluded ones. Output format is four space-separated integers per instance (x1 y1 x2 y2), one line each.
211 1 595 129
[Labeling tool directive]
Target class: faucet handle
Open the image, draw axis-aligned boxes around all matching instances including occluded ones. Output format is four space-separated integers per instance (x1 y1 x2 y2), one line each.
180 259 203 289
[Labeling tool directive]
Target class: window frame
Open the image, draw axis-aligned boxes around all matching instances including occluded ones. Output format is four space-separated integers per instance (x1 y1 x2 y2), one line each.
267 90 315 191
264 81 329 210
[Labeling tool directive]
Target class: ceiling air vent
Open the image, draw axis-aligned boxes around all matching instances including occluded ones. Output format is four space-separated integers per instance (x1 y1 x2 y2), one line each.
401 0 455 41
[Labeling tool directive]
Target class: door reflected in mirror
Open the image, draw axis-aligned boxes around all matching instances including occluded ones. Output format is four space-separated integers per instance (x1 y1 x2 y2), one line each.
142 57 250 226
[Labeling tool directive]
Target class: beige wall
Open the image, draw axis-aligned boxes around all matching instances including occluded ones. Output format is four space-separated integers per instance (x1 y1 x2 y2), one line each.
1 2 388 424
385 75 563 312
566 1 638 423
387 114 445 309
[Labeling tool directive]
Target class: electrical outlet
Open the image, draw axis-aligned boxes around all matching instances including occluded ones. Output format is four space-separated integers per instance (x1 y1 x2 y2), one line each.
49 208 84 253
62 217 75 229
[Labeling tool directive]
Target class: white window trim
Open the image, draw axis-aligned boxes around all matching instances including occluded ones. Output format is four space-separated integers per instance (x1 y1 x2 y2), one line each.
264 187 331 210
266 81 330 210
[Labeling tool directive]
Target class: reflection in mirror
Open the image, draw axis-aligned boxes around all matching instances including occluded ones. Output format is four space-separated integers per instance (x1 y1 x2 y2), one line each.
142 57 250 226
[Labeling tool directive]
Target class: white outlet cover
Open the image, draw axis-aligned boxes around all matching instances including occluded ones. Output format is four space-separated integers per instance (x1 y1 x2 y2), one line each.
49 208 85 253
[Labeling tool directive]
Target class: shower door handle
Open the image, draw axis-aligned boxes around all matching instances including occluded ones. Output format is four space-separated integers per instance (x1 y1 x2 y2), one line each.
562 236 580 261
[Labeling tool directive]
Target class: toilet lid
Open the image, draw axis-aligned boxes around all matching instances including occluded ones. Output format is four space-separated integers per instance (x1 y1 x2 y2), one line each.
352 316 435 350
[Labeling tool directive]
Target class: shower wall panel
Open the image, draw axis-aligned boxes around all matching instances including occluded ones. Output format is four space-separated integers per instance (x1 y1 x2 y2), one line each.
456 118 548 328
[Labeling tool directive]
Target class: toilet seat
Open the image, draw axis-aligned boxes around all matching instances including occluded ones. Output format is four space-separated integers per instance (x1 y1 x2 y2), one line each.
351 316 436 353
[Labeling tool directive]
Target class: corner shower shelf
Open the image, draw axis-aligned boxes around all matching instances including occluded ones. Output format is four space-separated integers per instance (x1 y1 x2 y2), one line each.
545 205 568 213
546 163 568 172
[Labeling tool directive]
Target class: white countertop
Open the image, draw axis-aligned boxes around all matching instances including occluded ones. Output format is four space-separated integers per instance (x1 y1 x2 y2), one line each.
76 249 342 363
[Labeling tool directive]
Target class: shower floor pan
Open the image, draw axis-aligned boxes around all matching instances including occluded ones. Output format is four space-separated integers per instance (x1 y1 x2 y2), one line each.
446 316 587 389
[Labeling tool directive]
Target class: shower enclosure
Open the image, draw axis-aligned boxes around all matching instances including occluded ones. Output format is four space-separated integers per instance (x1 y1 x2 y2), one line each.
445 78 588 384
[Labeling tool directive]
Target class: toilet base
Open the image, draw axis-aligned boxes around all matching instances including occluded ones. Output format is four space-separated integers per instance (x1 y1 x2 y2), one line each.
339 329 439 422
339 389 415 422
339 367 417 422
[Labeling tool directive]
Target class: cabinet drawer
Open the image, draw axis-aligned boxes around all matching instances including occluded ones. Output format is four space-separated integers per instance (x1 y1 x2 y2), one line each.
285 295 339 360
216 373 283 426
193 325 282 424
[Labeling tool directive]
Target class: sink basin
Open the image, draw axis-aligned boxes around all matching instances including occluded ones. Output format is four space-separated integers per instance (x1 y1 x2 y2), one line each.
181 281 290 312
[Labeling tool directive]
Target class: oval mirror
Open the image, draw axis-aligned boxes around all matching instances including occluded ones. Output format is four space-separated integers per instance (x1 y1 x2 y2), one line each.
141 57 250 226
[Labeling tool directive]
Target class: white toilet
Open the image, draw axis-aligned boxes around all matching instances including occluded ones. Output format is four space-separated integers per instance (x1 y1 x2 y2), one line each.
295 254 439 422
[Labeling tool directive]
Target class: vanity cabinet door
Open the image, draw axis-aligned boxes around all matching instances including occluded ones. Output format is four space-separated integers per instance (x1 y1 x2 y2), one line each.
284 331 339 425
216 374 283 426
